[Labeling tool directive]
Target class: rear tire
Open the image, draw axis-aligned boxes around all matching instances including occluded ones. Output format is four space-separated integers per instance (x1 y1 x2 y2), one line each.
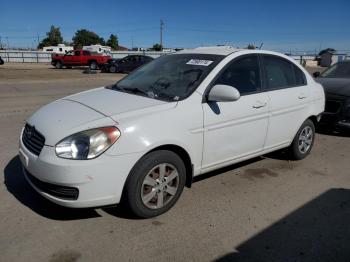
89 61 98 70
55 61 63 69
123 150 186 218
289 119 315 160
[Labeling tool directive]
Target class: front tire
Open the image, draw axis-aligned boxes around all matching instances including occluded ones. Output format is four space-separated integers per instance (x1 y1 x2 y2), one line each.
109 65 118 73
289 119 315 160
123 150 186 218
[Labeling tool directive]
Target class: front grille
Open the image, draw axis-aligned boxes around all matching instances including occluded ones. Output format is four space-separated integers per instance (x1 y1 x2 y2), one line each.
325 100 342 114
22 124 45 156
24 169 79 200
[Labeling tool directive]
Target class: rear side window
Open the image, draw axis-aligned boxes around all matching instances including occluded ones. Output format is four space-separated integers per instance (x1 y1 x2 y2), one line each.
74 51 80 56
262 55 306 90
293 64 307 86
214 55 261 95
83 51 90 56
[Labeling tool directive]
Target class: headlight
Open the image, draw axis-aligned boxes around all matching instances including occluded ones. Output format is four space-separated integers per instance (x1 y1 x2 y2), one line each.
55 127 121 160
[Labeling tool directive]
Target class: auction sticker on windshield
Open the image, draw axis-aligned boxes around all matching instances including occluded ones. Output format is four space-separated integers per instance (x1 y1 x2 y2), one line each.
186 59 213 66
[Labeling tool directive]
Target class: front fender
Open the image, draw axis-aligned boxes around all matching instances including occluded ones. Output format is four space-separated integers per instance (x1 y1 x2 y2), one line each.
105 94 204 174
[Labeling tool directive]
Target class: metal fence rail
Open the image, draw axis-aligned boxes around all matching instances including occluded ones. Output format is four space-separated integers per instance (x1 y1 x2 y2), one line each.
1 50 349 64
0 50 167 63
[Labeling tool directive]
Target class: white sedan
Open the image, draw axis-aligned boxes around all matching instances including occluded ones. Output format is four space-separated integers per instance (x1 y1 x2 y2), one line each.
19 47 325 218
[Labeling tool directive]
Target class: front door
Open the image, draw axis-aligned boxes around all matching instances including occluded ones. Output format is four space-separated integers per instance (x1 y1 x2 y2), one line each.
63 50 74 65
71 50 81 65
202 54 269 172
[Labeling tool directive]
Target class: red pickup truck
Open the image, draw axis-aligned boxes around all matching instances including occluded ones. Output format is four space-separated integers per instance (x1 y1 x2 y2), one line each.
51 50 111 70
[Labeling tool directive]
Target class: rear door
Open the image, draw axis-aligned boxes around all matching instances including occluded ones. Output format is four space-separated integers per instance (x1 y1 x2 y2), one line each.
261 54 310 151
202 54 269 171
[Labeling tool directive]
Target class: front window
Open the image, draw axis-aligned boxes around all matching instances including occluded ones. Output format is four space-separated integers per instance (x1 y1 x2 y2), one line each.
321 62 350 78
214 55 261 95
110 54 224 101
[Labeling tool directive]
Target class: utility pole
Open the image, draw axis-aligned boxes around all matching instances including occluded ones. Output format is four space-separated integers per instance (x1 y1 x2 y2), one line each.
37 33 40 50
6 37 9 50
160 19 164 50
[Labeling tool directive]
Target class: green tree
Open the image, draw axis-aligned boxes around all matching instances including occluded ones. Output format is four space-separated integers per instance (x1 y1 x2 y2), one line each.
72 29 105 49
106 34 119 50
152 43 162 51
247 44 256 50
38 25 63 49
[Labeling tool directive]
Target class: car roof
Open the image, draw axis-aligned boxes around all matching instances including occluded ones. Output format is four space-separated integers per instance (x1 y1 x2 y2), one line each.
176 47 303 62
177 46 241 56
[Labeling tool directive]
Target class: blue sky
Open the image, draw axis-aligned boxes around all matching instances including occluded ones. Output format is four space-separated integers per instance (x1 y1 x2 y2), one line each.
1 0 350 53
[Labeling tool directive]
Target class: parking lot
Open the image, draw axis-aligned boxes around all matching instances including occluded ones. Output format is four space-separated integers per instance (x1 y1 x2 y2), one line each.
0 63 349 262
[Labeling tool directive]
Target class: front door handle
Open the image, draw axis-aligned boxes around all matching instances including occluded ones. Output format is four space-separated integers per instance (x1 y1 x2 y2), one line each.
252 102 267 109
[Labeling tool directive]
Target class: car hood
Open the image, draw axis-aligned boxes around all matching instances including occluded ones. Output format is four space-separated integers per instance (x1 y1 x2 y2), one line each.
26 87 173 145
65 87 168 116
26 99 115 146
316 78 350 97
111 59 121 63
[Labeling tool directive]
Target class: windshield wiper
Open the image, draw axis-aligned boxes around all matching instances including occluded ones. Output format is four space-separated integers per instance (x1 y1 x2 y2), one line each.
110 84 174 101
123 87 150 97
156 92 178 101
111 84 148 96
109 83 124 91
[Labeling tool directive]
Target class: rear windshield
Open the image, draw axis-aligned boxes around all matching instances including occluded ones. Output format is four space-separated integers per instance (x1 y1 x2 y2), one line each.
111 54 224 101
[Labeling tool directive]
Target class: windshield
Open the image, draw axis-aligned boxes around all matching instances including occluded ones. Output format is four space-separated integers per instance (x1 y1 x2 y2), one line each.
110 54 224 101
321 62 350 78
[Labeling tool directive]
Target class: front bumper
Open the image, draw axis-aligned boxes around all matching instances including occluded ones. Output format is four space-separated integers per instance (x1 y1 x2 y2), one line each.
336 119 350 129
19 134 143 208
321 95 350 130
320 113 350 130
100 63 110 72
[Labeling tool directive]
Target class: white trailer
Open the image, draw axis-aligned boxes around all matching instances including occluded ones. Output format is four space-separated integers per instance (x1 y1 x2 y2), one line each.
83 45 111 55
43 44 73 54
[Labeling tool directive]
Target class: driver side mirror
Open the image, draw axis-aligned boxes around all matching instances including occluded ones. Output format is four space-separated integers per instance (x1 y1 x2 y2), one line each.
207 84 240 102
313 71 321 78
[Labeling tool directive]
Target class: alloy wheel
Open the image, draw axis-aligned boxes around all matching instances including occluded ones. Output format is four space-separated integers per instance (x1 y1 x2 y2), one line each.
298 126 313 154
141 163 179 209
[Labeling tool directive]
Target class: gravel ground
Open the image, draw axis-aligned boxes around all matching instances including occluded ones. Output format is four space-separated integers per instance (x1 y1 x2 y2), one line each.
0 63 349 262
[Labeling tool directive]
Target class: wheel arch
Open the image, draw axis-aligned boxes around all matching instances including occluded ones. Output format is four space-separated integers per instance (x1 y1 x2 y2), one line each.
147 144 194 188
289 114 318 147
307 115 319 127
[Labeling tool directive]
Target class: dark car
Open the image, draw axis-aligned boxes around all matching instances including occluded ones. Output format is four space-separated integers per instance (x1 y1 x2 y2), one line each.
0 56 4 65
101 55 153 73
314 60 350 130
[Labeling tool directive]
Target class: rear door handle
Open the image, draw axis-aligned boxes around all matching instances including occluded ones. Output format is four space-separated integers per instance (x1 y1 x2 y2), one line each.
298 94 308 99
252 102 267 109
